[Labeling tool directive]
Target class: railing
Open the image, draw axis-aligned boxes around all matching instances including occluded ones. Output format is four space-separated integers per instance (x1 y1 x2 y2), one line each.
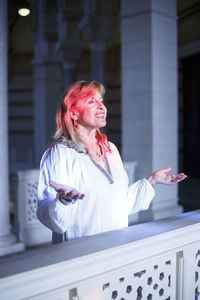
11 162 137 247
0 211 200 299
11 169 52 246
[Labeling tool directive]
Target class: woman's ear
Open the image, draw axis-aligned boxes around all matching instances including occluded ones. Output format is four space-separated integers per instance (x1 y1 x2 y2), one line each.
70 111 78 121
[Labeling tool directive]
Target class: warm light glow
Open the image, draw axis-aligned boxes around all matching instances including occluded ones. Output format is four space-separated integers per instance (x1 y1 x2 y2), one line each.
18 8 31 17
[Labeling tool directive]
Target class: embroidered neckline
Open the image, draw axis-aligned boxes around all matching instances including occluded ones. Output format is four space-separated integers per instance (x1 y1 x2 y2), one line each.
58 138 87 154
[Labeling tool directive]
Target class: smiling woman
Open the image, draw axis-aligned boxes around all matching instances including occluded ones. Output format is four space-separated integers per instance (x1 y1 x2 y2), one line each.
54 81 111 161
37 80 187 244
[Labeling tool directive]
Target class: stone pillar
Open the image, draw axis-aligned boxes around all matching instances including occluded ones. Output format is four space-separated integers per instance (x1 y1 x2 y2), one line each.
30 0 62 166
0 0 24 256
56 0 84 88
63 62 76 88
91 43 106 84
32 59 62 165
80 0 116 86
121 0 182 221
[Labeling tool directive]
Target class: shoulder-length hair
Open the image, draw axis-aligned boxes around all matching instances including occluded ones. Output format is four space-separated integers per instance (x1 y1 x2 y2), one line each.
54 80 111 153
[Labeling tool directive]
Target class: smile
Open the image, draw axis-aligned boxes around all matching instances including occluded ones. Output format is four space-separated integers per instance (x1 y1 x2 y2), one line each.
96 114 105 118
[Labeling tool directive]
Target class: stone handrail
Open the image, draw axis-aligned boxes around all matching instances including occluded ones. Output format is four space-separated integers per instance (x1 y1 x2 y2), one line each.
11 161 137 247
0 211 200 299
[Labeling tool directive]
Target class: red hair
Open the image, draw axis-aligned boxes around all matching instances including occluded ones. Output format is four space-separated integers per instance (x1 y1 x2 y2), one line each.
54 81 111 153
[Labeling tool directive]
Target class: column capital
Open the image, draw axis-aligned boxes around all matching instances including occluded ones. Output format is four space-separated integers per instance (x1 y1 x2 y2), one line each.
29 0 59 59
29 0 58 41
80 0 117 45
80 14 116 45
57 0 83 24
55 0 84 64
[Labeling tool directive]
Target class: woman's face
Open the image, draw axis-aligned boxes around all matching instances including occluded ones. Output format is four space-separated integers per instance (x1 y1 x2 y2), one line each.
76 89 107 130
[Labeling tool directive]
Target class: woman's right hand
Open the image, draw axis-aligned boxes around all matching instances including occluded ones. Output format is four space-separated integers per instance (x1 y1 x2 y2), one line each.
50 180 85 205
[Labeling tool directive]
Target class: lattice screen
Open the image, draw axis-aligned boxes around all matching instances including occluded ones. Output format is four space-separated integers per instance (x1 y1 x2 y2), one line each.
195 249 200 300
101 255 175 300
26 180 38 224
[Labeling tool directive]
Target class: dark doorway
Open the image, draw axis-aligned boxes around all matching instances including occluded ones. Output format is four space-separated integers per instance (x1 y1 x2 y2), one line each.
182 53 200 177
179 53 200 212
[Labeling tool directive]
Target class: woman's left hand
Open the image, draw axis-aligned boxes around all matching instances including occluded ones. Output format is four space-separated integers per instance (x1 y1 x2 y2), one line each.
146 167 187 185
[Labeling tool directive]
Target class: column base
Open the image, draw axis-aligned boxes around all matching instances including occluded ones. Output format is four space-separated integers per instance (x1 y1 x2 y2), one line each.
0 233 24 257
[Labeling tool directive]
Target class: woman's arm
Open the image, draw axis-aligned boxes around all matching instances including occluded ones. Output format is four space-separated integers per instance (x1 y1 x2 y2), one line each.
37 145 83 234
127 167 186 213
109 143 186 214
127 178 155 213
108 142 155 213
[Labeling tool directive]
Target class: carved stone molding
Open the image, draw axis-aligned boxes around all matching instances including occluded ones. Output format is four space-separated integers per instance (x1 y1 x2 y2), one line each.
56 0 84 63
80 0 117 45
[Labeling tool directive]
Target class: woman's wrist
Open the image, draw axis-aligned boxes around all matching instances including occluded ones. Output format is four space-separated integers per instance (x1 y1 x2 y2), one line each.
146 174 157 185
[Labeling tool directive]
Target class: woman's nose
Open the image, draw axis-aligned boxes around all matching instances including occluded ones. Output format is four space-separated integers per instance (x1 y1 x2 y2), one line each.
97 101 104 110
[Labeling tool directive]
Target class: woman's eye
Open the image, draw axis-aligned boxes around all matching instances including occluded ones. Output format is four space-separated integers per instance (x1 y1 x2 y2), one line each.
88 100 94 104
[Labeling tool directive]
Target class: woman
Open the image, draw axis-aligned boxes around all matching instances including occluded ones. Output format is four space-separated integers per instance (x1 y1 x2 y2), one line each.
37 80 186 244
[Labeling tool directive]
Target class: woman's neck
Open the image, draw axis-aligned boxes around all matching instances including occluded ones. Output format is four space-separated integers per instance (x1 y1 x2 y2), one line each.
76 126 97 149
75 126 104 161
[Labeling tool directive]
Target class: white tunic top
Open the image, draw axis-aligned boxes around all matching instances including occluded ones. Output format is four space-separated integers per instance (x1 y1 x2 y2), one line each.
37 142 155 240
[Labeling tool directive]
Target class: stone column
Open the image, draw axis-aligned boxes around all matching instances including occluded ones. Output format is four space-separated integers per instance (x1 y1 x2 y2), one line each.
56 0 84 88
32 59 62 165
63 62 76 88
30 0 62 166
121 0 182 222
80 0 116 86
91 42 106 84
0 0 24 256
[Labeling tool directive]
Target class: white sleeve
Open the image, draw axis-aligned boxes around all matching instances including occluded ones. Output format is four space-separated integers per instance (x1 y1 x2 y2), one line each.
109 142 155 214
37 145 77 234
127 178 155 213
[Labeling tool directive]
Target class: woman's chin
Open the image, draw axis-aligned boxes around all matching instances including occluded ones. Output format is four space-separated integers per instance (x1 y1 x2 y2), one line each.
98 120 106 128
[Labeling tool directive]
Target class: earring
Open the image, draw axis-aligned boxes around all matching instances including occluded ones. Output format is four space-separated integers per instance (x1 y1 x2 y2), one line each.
74 116 78 126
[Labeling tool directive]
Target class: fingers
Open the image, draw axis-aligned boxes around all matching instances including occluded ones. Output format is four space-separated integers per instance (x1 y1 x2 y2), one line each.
49 180 85 201
60 190 85 206
72 193 85 200
171 173 187 180
167 173 187 184
61 190 84 200
59 189 85 201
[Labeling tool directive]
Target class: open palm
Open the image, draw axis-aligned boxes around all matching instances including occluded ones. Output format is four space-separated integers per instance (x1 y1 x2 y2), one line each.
50 180 85 201
147 167 187 185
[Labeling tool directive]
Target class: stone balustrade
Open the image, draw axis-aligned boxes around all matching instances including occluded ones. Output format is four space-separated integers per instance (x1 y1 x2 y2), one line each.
11 162 137 247
0 210 200 299
11 169 52 247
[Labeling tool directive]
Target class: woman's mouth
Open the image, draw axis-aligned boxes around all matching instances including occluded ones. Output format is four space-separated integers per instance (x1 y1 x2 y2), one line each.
96 113 105 119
